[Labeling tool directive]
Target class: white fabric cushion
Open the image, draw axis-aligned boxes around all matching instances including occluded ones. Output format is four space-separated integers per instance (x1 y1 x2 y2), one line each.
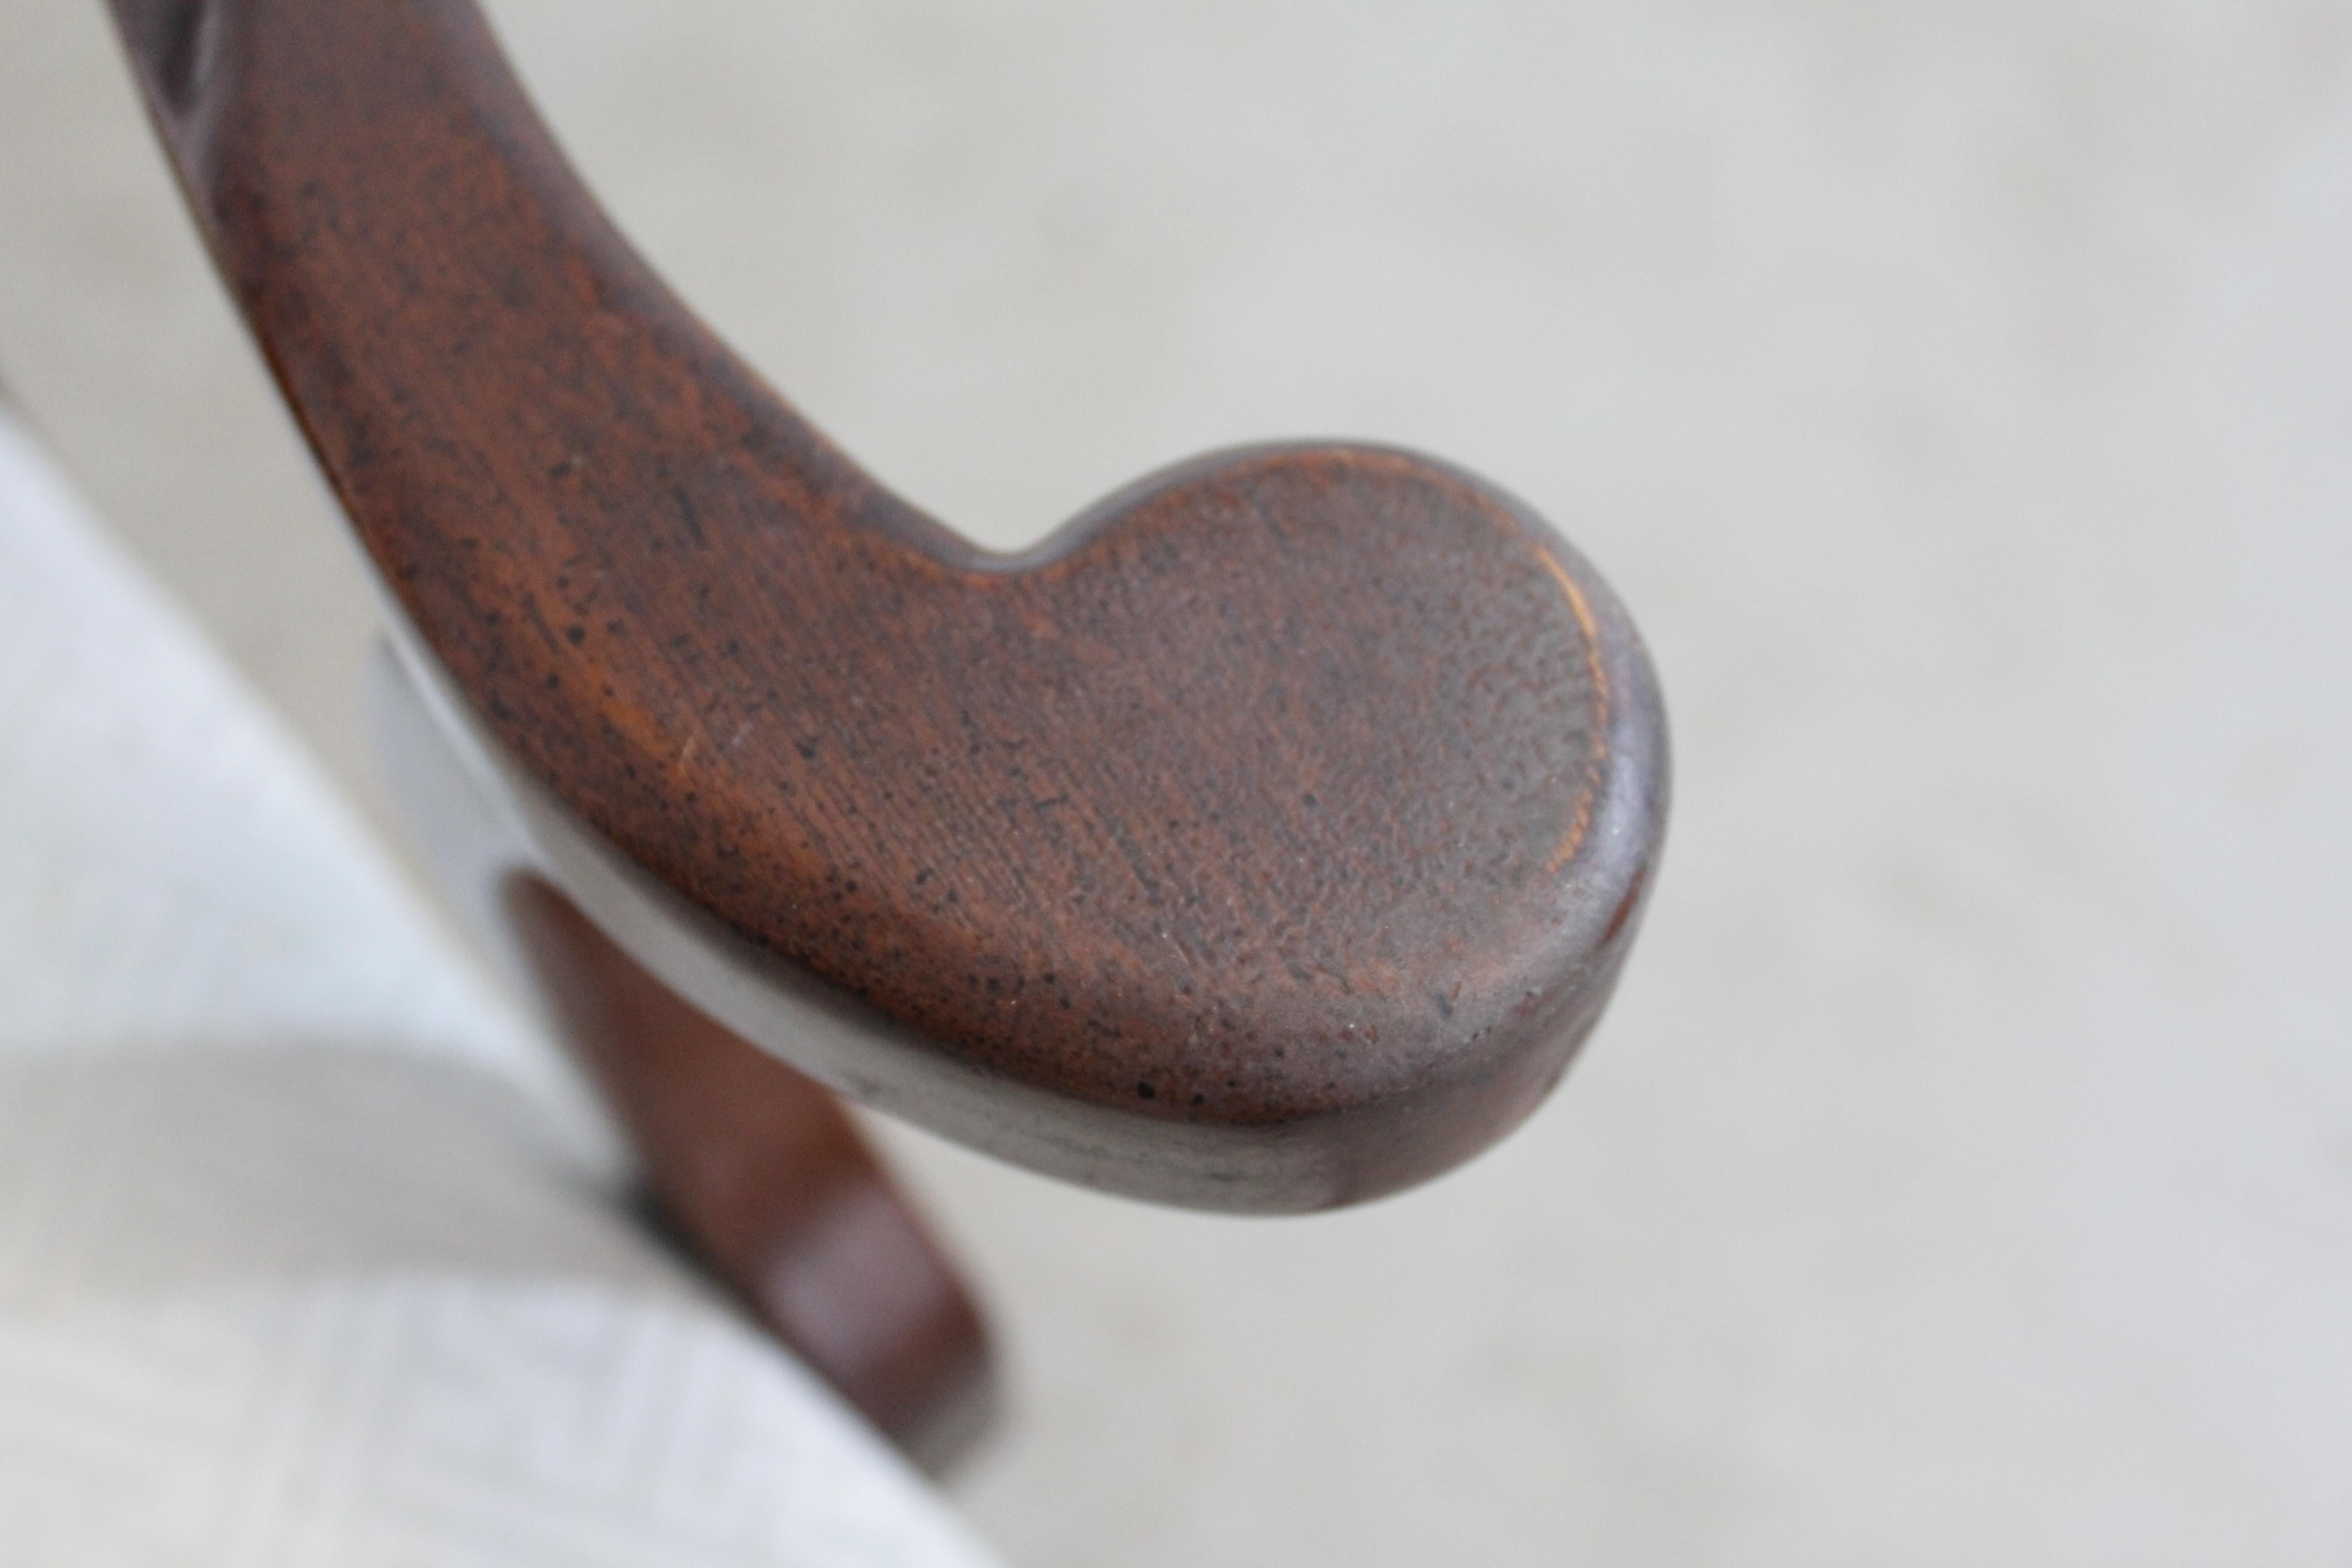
0 407 1000 1567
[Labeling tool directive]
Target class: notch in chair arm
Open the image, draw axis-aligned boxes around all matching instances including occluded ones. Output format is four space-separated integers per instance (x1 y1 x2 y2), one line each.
109 0 1668 1211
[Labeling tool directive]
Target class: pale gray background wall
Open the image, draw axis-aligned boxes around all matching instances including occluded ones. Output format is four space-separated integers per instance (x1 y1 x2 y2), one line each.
5 3 2349 1563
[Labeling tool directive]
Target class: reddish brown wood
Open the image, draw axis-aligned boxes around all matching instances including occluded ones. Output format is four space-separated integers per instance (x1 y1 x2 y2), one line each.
108 0 1668 1210
507 877 993 1473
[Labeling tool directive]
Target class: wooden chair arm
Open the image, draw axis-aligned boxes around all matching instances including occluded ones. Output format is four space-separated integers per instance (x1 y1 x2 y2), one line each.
107 0 1666 1211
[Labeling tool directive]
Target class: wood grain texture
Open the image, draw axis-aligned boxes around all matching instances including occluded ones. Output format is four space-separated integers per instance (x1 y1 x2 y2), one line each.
109 0 1668 1209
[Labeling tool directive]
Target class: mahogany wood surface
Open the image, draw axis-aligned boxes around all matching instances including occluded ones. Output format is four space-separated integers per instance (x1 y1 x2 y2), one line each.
108 0 1668 1210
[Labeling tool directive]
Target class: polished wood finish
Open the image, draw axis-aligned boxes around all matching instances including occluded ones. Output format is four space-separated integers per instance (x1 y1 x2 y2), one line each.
508 877 993 1472
109 0 1667 1209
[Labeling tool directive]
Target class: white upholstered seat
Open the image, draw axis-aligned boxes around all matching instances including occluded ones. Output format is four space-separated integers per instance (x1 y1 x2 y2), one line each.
0 406 1000 1567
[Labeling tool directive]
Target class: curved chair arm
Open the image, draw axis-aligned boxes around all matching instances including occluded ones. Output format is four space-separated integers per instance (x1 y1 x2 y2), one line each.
106 0 1665 1211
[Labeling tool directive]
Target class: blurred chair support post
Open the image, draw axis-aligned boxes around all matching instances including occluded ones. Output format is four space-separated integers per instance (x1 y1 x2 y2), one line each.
371 641 997 1471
